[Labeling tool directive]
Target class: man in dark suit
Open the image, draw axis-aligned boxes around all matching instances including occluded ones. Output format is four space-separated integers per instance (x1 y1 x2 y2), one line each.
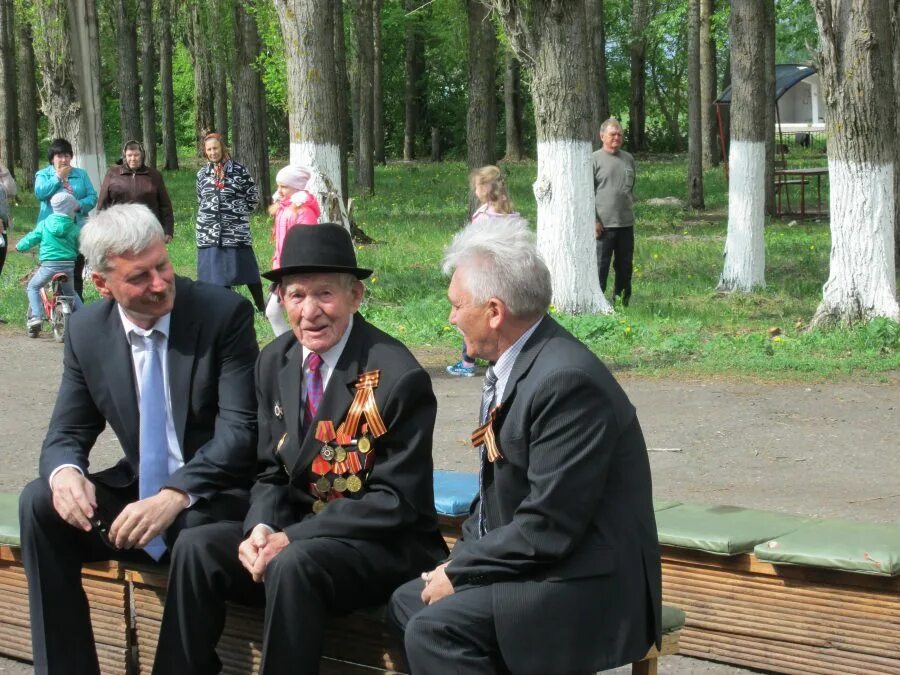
389 216 662 675
18 204 259 675
153 224 447 674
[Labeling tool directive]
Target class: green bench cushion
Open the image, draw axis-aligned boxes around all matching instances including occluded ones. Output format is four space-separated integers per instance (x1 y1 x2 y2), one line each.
655 503 813 556
661 604 685 634
754 519 900 577
0 492 20 546
653 500 681 513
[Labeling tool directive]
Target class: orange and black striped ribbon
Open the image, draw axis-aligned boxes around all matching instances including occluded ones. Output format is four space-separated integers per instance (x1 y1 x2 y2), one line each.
338 370 388 439
471 407 502 462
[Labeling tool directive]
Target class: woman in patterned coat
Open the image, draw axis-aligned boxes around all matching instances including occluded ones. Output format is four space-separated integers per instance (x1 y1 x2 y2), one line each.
195 132 266 312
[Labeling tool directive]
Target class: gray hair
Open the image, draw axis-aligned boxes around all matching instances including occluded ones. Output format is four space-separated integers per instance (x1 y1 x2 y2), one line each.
442 215 552 320
600 117 623 135
80 204 165 273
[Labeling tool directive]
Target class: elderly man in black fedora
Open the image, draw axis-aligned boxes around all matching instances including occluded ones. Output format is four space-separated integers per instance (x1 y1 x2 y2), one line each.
153 223 448 674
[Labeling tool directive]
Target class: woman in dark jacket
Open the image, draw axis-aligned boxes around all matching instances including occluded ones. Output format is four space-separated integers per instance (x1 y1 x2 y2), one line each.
97 140 175 240
195 132 265 312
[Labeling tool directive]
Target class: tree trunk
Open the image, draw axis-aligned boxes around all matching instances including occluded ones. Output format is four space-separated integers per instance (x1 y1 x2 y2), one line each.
352 0 374 194
0 0 18 172
893 0 900 266
17 12 38 189
700 0 719 168
114 0 142 144
629 0 649 152
466 0 497 170
138 0 156 168
188 4 215 150
373 0 385 165
687 0 704 209
403 0 424 161
810 0 899 324
233 0 270 209
159 0 178 169
763 0 775 216
586 0 609 149
274 0 348 226
486 0 611 314
334 0 350 204
719 0 767 292
502 48 526 161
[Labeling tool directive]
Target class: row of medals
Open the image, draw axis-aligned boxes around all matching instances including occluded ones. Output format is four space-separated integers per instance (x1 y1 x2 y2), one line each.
312 435 373 513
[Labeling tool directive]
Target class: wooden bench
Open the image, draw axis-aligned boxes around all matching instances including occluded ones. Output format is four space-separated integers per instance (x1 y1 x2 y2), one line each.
0 477 684 674
656 503 900 673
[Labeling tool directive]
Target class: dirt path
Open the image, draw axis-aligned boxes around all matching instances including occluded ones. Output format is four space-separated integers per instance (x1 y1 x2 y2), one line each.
0 331 897 673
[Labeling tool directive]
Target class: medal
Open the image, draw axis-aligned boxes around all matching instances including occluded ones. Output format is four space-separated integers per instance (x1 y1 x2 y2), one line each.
357 436 371 453
315 476 331 494
274 401 283 419
320 445 335 461
334 445 347 463
315 420 337 443
333 476 348 493
346 475 363 493
312 500 326 514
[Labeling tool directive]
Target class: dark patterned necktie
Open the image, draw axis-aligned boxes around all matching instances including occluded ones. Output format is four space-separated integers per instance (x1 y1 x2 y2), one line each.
477 366 498 537
304 352 323 431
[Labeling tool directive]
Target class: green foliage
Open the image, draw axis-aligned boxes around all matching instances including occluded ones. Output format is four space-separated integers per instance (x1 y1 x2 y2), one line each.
5 156 895 383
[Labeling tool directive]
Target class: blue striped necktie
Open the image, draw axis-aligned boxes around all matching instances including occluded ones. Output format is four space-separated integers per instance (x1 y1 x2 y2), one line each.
138 331 169 561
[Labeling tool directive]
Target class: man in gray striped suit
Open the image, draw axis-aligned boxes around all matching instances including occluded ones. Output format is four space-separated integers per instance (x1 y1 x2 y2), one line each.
389 215 662 675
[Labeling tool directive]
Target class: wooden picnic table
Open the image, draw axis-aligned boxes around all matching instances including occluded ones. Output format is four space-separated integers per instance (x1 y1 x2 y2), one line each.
775 166 828 217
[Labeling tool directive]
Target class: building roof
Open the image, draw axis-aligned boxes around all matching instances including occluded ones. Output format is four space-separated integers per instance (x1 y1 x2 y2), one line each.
715 64 817 104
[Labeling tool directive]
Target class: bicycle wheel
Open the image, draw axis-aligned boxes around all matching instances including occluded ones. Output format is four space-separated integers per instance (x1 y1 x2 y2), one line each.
51 298 71 343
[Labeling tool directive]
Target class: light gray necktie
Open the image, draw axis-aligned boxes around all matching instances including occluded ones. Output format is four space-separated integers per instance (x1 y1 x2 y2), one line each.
138 331 169 561
477 366 497 537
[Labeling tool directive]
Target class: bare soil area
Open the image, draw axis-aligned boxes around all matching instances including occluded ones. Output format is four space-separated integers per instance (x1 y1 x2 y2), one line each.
0 331 897 673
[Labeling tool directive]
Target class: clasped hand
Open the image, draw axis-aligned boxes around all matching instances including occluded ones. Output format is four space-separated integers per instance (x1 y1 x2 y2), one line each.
238 524 289 583
420 562 454 605
51 467 187 549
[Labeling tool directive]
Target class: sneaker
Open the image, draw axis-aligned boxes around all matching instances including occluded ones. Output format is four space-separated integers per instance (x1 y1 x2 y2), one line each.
27 318 42 338
446 360 475 377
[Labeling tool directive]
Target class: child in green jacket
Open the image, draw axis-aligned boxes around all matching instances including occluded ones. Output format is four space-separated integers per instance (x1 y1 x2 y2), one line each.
16 192 84 337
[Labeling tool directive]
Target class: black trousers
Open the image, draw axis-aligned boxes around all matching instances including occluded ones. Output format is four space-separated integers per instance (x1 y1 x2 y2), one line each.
19 478 248 675
596 226 634 305
154 523 434 675
389 578 511 675
73 253 85 300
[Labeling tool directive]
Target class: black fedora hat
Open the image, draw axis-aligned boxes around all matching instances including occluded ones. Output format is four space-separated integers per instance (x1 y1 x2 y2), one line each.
262 223 373 281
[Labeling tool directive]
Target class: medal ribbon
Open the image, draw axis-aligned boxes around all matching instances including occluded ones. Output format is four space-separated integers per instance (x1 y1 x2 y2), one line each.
338 370 387 439
315 421 336 443
471 407 503 462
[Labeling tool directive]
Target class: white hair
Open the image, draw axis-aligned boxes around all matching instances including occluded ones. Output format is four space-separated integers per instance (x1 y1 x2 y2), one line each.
80 204 165 273
442 215 552 319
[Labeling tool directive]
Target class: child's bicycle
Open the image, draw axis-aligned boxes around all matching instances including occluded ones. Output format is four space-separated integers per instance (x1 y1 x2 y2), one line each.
28 271 75 342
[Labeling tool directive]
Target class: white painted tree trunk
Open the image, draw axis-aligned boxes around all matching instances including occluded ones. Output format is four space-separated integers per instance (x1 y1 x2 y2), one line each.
533 140 611 314
720 140 766 291
66 0 105 196
815 160 899 322
290 141 347 226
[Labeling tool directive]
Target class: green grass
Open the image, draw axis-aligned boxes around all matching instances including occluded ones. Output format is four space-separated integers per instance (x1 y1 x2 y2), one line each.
2 156 897 380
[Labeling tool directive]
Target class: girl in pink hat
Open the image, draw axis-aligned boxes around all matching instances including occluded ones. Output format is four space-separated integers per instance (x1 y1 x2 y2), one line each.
266 165 321 335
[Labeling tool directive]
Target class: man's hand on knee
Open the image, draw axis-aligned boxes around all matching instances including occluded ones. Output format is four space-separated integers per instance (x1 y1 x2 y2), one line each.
420 562 454 605
239 525 289 583
50 468 97 532
109 488 188 549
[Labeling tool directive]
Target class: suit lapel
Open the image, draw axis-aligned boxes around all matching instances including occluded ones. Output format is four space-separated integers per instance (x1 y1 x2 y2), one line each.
497 315 556 413
103 303 140 454
167 279 199 454
278 317 366 477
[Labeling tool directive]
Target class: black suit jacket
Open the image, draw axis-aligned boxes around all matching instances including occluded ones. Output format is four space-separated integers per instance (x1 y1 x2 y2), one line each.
446 317 662 675
246 315 447 566
39 276 259 500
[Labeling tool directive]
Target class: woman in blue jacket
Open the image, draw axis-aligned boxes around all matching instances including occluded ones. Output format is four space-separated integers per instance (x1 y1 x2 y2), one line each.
34 138 98 299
